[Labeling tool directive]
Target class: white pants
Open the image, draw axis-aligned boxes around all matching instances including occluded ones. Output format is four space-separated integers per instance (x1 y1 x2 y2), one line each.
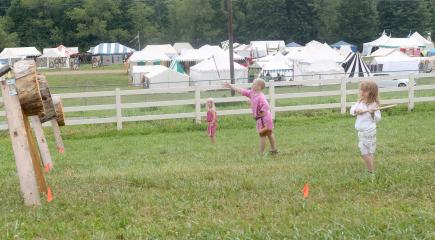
358 129 376 155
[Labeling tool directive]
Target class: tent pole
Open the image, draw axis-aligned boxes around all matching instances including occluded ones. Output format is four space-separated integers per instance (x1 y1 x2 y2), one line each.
227 0 235 96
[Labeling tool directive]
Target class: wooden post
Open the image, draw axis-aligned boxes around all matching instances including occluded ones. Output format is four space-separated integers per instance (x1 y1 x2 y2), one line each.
0 79 41 206
30 115 53 171
50 119 64 153
340 78 347 114
269 80 276 119
23 115 48 194
195 84 201 124
115 88 122 130
408 74 415 112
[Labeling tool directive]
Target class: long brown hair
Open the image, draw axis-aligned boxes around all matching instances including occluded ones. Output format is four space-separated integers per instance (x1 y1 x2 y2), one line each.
359 80 380 105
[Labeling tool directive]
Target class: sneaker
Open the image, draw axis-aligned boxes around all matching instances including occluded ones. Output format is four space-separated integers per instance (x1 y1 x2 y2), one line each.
270 150 278 155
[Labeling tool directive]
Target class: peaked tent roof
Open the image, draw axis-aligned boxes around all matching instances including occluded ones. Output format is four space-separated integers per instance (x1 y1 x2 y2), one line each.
341 52 371 77
88 43 135 55
410 32 434 49
380 37 425 48
128 50 170 62
173 42 194 53
289 41 344 63
169 59 186 74
362 34 391 55
41 45 79 58
0 47 41 59
190 53 246 72
261 53 293 72
286 42 302 47
143 44 178 57
369 47 397 57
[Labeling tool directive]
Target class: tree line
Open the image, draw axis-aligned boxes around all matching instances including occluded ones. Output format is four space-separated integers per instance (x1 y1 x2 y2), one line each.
0 0 434 51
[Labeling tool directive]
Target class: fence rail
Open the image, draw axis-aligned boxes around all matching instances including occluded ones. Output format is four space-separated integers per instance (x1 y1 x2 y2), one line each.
1 73 435 130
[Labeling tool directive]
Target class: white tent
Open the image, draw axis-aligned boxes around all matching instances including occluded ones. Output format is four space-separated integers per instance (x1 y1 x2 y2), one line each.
298 60 345 81
234 44 252 58
173 42 194 54
142 44 178 59
379 37 425 49
190 53 248 86
260 53 293 80
410 32 434 50
373 51 419 75
0 47 41 65
338 45 353 57
362 34 391 56
287 41 344 63
250 40 285 58
176 49 211 63
129 50 170 63
130 65 189 88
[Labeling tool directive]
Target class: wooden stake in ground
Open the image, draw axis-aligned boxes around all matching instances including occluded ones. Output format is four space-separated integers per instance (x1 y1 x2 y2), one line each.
30 115 53 172
0 79 41 206
23 115 48 194
51 119 64 153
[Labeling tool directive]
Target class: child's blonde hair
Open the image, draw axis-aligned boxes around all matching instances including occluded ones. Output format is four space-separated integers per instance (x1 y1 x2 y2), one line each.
206 98 216 111
359 80 380 105
253 78 266 90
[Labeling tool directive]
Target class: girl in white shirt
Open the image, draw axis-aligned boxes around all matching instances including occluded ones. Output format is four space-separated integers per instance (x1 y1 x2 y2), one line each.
350 80 381 174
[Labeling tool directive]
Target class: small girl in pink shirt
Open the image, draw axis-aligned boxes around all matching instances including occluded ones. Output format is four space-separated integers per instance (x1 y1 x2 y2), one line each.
206 98 217 144
224 79 278 156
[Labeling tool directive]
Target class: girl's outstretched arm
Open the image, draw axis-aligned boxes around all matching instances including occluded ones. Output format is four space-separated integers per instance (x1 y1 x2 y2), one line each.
223 82 243 94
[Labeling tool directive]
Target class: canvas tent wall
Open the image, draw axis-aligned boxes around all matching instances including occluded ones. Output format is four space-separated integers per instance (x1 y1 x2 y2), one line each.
0 47 41 65
341 52 370 77
286 42 302 48
297 60 345 81
288 41 344 63
88 43 135 66
130 65 189 88
260 53 294 81
37 45 79 69
190 53 248 86
372 51 419 75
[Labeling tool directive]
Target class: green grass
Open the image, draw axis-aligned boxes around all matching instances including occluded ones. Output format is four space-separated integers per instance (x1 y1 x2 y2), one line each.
0 104 434 239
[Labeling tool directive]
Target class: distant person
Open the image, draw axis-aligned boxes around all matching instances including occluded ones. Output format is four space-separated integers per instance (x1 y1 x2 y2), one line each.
224 79 278 156
350 80 381 175
206 98 217 144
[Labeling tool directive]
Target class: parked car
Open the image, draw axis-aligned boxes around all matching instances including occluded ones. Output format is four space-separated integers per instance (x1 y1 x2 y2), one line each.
374 73 413 88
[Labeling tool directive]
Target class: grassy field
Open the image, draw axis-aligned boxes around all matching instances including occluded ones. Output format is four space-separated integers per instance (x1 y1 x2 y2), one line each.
0 104 434 239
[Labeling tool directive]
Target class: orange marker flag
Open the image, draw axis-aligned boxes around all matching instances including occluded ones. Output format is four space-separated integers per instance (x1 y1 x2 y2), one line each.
44 163 52 173
58 147 65 154
302 183 309 199
47 187 54 202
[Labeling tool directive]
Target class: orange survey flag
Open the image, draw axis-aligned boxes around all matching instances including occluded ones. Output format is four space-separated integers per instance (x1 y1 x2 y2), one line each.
44 163 52 173
302 183 309 199
47 187 53 202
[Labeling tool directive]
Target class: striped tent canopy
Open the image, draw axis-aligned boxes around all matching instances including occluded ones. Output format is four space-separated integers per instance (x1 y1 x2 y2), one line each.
341 52 371 77
88 43 135 55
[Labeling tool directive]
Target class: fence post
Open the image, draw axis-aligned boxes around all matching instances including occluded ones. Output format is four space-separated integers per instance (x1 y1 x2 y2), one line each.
269 80 276 119
195 84 201 124
115 88 122 130
340 78 347 114
408 74 415 112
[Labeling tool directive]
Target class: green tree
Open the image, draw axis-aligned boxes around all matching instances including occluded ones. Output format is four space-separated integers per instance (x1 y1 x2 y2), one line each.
127 1 162 47
313 0 340 43
286 0 319 43
338 0 379 46
68 0 130 49
0 17 19 49
167 0 218 46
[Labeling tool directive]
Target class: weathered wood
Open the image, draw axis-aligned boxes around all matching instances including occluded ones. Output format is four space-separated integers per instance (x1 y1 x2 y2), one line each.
13 60 44 116
0 79 41 206
0 64 11 77
51 119 65 153
23 115 48 194
30 116 53 171
52 95 65 126
37 74 56 123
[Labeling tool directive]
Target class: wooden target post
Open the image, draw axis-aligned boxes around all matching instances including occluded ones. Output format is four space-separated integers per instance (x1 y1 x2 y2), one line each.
1 61 53 206
51 95 65 153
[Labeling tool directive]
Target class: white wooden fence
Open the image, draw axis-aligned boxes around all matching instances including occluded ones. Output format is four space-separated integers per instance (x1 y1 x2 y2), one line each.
1 73 435 130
